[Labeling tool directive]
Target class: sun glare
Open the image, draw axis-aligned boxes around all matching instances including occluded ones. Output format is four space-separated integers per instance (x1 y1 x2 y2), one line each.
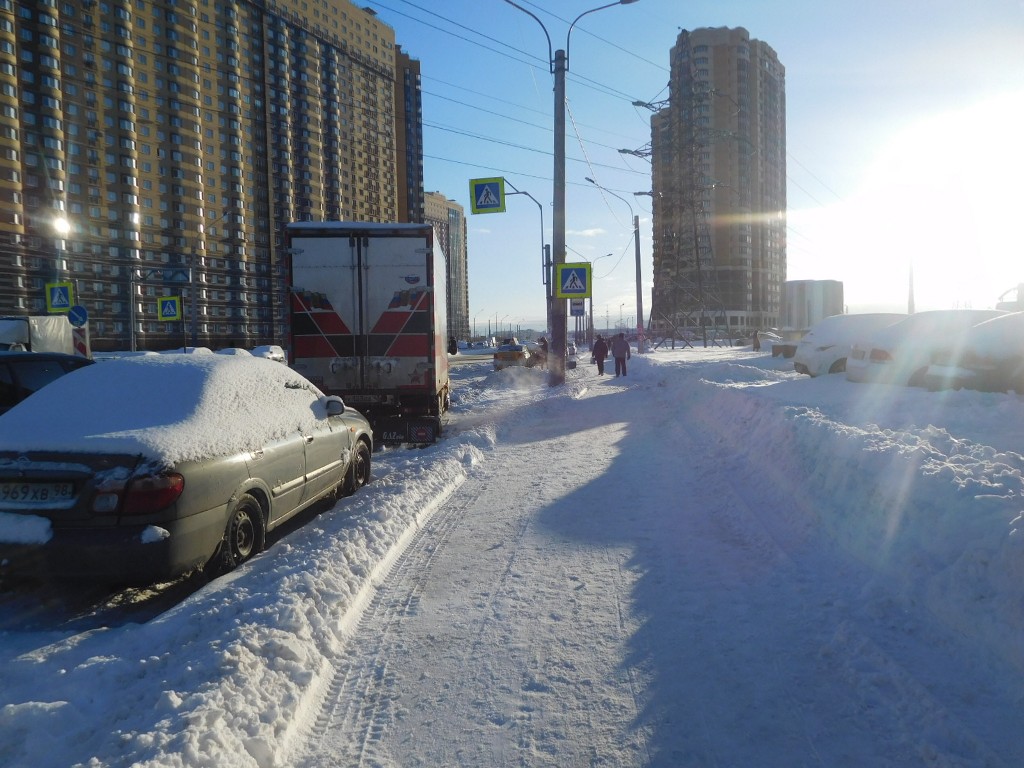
791 92 1023 312
854 93 1024 310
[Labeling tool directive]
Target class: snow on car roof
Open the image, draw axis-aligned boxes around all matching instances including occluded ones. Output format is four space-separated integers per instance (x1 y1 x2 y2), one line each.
0 354 332 465
961 311 1024 357
862 309 1005 347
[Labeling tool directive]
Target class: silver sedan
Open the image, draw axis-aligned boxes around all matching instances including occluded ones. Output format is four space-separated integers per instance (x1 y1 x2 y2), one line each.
0 354 372 584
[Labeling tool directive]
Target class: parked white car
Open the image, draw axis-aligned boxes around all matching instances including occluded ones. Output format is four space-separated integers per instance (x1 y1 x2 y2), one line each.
793 313 905 377
251 344 286 362
845 309 1005 386
923 311 1024 392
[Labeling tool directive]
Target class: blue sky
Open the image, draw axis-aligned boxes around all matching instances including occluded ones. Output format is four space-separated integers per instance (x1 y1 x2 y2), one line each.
366 0 1024 333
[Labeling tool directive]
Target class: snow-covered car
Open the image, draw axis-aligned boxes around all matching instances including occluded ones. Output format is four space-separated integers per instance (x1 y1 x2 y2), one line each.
845 309 1005 386
0 351 94 415
793 313 905 377
923 311 1024 392
493 338 535 370
251 345 286 362
0 354 372 584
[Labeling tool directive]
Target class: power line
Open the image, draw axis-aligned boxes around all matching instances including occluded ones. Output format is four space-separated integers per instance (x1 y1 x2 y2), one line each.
424 120 647 177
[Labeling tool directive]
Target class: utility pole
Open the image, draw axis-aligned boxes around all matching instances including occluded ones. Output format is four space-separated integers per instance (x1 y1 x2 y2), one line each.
585 177 646 353
500 0 639 385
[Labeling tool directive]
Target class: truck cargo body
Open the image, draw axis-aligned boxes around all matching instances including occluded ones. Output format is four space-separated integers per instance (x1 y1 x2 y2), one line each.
287 222 450 444
0 315 76 354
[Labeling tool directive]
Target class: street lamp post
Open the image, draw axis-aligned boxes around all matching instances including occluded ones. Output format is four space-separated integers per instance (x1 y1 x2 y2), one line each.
503 182 547 301
501 0 639 385
129 267 175 352
585 177 646 353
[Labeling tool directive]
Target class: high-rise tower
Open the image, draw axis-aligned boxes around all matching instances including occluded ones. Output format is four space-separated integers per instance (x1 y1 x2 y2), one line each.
648 27 786 339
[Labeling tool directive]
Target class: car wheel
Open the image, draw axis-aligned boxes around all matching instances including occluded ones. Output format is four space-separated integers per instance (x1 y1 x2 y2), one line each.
828 358 847 374
908 367 928 388
342 440 372 495
210 493 265 576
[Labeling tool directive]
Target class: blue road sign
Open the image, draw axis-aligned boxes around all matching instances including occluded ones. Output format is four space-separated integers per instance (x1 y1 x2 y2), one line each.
159 296 182 321
45 282 74 313
67 304 89 328
469 177 505 214
555 263 591 299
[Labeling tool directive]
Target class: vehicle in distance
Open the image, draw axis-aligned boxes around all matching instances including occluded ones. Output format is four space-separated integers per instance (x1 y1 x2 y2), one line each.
845 309 1005 386
251 344 286 362
0 354 372 585
793 313 905 377
0 315 77 354
0 351 94 416
493 338 535 370
924 311 1024 393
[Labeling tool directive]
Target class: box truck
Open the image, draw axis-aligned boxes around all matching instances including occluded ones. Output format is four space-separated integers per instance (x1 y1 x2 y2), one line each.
286 222 450 444
0 315 78 354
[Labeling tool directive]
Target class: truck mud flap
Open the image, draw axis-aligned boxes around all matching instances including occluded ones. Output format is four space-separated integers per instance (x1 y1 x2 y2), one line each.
375 415 442 446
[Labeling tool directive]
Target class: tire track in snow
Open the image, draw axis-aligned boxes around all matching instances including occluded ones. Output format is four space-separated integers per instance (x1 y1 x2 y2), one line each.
296 484 484 768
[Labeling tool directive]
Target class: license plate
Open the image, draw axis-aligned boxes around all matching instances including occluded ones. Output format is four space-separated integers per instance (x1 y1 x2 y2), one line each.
0 482 74 505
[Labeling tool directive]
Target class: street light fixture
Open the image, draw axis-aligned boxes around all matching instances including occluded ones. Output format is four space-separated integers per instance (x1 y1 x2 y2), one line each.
503 181 548 297
501 0 639 385
585 177 646 353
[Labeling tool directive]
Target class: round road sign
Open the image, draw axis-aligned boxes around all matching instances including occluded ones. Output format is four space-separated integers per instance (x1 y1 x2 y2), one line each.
67 304 89 328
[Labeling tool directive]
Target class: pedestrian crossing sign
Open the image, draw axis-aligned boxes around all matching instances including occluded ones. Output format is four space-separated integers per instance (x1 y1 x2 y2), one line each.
555 263 591 299
158 296 182 321
45 281 74 313
469 177 505 214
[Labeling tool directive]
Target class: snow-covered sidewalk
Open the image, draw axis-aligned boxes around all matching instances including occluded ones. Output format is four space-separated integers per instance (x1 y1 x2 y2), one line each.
2 348 1023 767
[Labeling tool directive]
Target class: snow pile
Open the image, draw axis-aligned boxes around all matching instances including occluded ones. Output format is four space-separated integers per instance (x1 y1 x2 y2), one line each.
1 347 1022 766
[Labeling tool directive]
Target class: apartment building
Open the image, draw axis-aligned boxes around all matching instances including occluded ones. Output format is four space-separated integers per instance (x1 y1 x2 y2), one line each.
424 190 469 341
0 0 419 351
648 26 786 336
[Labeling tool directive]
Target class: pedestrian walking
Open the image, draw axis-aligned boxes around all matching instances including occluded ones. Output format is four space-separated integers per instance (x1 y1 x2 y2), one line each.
752 330 761 352
591 334 609 375
536 336 548 369
610 332 631 377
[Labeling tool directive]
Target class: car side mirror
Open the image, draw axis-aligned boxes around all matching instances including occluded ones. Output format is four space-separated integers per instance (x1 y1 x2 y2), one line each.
323 395 346 416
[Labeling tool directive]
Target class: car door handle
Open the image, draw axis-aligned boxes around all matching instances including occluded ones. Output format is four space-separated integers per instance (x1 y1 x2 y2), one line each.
304 435 314 444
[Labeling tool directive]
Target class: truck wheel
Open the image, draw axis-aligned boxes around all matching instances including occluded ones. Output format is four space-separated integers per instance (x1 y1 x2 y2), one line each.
342 440 371 495
209 493 265 577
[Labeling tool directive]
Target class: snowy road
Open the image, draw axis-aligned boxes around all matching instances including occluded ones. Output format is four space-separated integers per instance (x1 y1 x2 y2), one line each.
2 348 1023 767
286 355 1024 767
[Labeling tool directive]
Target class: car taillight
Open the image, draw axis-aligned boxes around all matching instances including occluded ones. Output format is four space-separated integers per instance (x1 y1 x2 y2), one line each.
869 349 892 362
122 473 185 515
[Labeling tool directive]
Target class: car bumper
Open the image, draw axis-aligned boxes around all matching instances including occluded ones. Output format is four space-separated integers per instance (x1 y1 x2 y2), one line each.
0 507 226 584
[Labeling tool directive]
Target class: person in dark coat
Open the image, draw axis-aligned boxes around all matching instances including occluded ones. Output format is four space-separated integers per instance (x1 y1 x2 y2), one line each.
536 336 548 369
610 332 631 377
591 334 609 375
752 330 761 352
448 336 459 355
